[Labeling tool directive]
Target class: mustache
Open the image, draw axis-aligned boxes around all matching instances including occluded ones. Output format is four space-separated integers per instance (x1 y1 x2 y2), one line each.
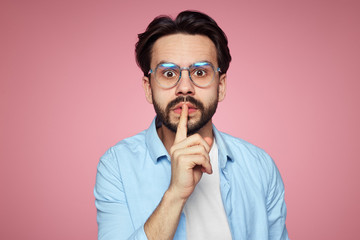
166 96 204 111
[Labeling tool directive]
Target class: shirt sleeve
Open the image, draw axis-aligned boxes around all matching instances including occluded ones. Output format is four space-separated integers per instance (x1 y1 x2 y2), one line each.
265 155 290 240
94 149 148 240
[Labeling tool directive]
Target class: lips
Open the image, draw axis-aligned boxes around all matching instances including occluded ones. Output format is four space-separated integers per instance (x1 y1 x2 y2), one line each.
172 102 198 114
165 96 204 116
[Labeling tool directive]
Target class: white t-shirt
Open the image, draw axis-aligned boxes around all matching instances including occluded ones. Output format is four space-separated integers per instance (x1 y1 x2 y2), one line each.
183 139 232 239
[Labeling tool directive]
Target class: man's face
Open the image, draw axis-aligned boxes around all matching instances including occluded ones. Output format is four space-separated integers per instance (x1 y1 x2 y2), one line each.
143 33 226 135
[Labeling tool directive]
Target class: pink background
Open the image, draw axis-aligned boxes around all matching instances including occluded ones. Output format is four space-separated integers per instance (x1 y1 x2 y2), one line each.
1 0 359 239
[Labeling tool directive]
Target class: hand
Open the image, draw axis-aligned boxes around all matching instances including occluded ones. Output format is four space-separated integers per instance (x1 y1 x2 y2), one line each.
168 104 213 201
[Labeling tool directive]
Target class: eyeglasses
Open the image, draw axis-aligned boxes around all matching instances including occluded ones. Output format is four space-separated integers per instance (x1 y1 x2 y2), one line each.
148 61 221 88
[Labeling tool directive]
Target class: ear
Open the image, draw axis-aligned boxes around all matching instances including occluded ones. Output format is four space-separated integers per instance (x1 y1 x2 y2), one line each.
142 76 153 104
218 73 227 102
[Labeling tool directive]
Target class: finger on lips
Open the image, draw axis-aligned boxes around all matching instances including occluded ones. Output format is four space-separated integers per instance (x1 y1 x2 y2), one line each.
171 103 213 175
174 104 188 144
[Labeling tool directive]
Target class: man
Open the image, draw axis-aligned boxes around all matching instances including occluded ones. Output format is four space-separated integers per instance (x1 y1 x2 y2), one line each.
94 10 289 240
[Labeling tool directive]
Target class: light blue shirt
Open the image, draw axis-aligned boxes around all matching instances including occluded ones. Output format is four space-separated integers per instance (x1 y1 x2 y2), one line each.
94 118 289 240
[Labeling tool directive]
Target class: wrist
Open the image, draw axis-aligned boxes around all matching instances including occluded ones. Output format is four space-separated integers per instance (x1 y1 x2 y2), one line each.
164 188 187 208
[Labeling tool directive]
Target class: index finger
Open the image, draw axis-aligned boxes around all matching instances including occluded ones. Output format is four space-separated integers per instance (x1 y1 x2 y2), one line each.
174 104 188 144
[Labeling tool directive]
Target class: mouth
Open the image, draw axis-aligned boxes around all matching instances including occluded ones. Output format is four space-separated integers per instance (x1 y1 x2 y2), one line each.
172 102 198 114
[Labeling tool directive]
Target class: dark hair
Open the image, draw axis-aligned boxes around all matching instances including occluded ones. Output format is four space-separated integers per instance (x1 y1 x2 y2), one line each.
135 10 231 77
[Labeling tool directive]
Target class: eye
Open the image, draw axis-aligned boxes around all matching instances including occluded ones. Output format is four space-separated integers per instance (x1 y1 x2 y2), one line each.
193 69 207 77
162 70 177 78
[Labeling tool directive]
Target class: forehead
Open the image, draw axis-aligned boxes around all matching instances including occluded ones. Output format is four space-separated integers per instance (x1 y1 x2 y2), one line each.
151 33 217 67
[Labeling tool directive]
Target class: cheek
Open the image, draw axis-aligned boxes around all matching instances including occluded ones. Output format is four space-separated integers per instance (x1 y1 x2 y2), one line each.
151 89 173 109
199 88 219 105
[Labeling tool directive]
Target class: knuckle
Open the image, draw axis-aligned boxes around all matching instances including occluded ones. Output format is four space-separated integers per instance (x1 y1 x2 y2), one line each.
202 153 210 163
188 133 200 141
199 144 207 152
171 149 179 159
193 133 201 139
196 154 205 163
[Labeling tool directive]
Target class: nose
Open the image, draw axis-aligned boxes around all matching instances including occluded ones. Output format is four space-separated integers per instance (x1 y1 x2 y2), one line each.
175 69 195 96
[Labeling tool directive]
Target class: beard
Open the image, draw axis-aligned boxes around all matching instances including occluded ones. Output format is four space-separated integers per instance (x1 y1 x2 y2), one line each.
153 95 218 136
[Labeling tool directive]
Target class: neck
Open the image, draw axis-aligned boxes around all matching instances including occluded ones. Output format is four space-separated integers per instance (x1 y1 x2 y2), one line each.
157 120 214 154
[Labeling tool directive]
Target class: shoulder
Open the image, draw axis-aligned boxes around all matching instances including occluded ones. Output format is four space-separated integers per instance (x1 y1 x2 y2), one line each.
99 130 148 166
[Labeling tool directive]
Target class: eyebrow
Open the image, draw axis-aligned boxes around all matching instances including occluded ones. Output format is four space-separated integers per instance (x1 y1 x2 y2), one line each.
159 62 177 68
156 60 213 68
192 61 212 67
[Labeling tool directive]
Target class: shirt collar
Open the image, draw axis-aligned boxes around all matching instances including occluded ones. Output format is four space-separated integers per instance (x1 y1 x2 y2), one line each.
145 117 170 164
145 117 234 167
212 124 234 169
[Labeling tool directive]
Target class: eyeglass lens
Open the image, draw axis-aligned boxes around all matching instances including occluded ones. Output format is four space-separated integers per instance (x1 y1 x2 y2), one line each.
155 62 216 88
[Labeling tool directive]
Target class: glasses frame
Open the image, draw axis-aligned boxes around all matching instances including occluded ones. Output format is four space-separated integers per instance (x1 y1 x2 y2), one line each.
148 61 221 89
